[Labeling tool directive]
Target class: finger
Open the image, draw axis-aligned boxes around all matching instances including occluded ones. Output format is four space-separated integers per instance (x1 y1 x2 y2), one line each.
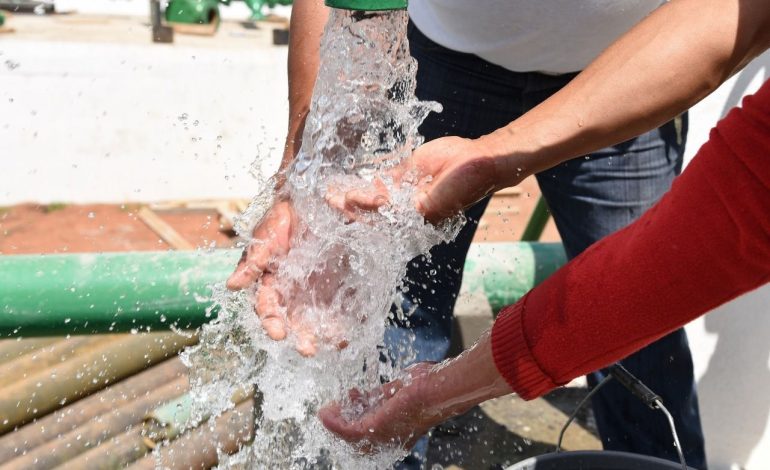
344 188 389 215
226 241 272 290
255 275 287 341
318 404 366 442
324 190 359 223
414 189 459 224
295 329 318 357
227 203 294 290
348 388 364 403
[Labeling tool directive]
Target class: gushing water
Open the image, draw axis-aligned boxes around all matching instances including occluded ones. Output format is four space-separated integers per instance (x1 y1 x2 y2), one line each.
177 10 463 469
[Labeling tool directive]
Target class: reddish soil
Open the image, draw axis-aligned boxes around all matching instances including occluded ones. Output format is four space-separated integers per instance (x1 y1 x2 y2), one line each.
0 176 559 255
0 204 235 255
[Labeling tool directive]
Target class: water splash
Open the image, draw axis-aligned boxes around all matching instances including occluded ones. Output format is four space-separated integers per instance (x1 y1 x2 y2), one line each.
180 10 463 469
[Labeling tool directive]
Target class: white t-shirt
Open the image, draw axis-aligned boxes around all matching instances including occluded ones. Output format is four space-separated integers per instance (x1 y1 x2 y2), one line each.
408 0 665 74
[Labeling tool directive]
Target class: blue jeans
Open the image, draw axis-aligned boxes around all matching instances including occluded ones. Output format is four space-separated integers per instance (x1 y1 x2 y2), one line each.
387 23 706 469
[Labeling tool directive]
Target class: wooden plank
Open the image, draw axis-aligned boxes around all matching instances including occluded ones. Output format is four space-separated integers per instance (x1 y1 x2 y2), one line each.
137 207 195 250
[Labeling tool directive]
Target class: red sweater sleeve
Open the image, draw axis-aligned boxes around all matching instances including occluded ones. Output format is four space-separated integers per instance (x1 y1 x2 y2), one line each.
492 79 770 400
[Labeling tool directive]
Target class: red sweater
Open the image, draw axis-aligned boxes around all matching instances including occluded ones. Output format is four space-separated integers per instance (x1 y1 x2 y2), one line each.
492 79 770 400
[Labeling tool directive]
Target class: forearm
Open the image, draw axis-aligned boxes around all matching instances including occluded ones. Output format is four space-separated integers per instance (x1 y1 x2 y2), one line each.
491 82 770 399
482 0 770 186
422 332 512 417
283 0 329 169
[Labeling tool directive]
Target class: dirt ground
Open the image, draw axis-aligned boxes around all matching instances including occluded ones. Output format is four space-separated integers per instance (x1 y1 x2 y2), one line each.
0 203 234 254
0 175 559 255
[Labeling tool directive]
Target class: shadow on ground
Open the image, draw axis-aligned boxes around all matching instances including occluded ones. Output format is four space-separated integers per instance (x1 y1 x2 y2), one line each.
427 389 600 469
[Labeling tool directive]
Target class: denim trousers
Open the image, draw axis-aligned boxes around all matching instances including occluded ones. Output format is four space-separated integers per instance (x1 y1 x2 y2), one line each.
386 23 707 469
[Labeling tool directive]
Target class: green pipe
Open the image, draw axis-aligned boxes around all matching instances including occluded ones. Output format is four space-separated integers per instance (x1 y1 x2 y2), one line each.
520 196 551 242
0 250 240 337
463 242 566 313
0 243 565 337
325 0 407 11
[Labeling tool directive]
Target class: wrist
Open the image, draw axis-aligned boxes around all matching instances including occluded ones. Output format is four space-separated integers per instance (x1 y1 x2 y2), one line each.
421 332 512 418
475 125 540 190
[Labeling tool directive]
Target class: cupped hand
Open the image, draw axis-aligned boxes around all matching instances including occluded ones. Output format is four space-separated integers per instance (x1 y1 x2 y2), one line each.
318 362 446 453
319 331 513 453
327 136 503 224
226 200 320 356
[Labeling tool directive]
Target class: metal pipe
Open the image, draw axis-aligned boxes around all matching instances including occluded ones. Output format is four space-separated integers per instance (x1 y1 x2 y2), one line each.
53 424 152 470
1 376 189 470
0 244 565 337
0 332 197 434
142 386 250 443
127 399 255 470
0 356 186 460
0 338 60 365
0 337 111 388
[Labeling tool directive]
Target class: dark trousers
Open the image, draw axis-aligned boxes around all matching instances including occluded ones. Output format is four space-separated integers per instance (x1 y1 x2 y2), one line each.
387 23 707 469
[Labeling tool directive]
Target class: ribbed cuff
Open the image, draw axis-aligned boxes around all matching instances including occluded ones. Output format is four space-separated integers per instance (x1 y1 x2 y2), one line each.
491 296 557 400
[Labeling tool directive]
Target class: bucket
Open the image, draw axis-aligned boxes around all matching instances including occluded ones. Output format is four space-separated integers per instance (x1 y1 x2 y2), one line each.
506 450 694 470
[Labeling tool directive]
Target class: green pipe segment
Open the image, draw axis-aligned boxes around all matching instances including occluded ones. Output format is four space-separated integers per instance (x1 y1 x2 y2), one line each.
325 0 407 11
0 243 565 337
463 242 567 313
0 250 240 337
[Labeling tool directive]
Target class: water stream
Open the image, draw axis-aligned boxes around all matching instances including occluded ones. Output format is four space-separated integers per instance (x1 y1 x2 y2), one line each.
174 10 463 469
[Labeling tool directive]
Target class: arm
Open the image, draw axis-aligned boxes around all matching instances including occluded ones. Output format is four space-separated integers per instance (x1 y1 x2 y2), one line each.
492 82 770 398
281 0 329 170
487 0 770 185
321 79 770 450
227 1 328 356
371 0 770 221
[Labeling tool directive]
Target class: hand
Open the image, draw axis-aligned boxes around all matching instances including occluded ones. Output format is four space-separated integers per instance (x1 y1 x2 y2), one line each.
319 332 513 453
226 200 319 356
327 136 506 224
318 363 447 453
227 199 355 357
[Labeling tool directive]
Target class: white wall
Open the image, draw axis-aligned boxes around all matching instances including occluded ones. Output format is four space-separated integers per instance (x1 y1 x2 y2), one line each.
682 50 770 470
0 34 288 204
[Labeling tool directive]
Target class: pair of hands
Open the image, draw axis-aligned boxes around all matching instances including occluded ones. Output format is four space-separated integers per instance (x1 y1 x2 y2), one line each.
226 136 502 354
226 135 507 449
